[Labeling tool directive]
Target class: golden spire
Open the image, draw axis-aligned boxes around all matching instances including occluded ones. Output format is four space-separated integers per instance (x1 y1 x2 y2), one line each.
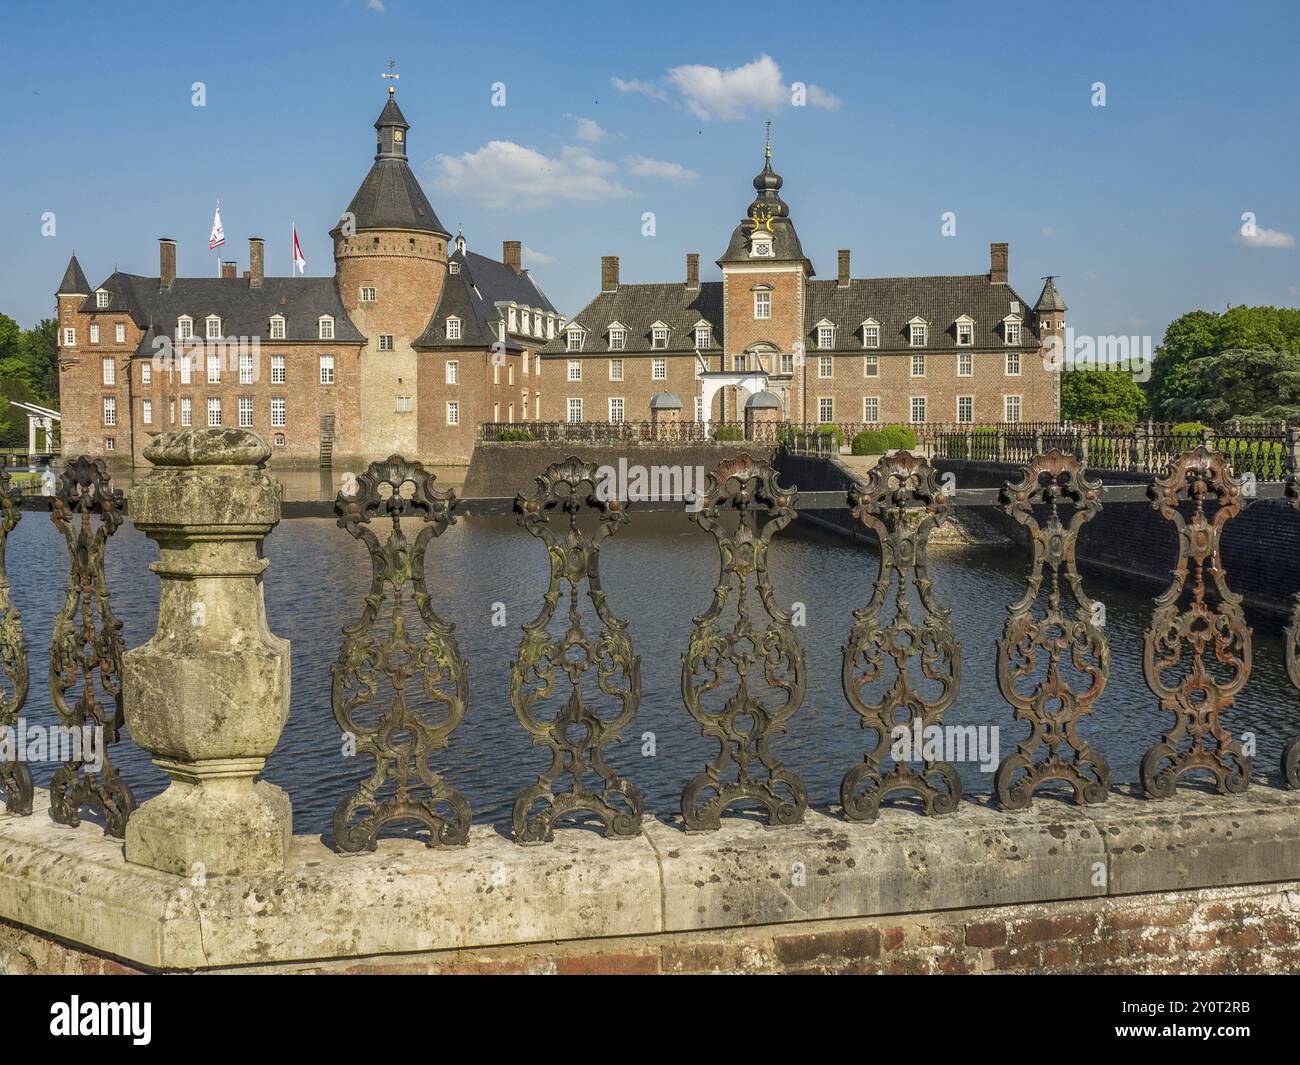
765 120 772 160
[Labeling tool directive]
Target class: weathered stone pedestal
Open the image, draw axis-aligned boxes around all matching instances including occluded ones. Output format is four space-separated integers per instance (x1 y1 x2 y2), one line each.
123 428 291 875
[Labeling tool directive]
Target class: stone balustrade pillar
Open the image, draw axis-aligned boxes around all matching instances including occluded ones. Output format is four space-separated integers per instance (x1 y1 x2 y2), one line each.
123 428 291 876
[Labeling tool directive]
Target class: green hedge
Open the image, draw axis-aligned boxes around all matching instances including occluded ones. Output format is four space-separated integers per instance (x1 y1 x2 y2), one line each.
495 427 534 442
881 424 918 450
713 424 745 441
852 430 889 455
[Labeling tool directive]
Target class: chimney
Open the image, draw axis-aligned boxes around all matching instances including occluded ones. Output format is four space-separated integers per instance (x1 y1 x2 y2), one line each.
686 253 700 290
159 238 176 289
601 255 619 293
222 261 237 279
990 242 1009 284
248 237 264 288
503 240 522 273
837 249 851 288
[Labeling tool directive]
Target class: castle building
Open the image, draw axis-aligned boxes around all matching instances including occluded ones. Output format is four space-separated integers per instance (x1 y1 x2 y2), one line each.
539 140 1064 430
54 88 562 468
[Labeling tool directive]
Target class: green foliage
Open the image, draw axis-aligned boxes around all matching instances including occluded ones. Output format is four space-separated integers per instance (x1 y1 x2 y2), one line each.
713 424 745 441
0 376 38 448
815 424 844 446
495 427 534 442
0 314 60 448
1145 306 1300 419
1061 367 1146 423
851 430 888 455
1170 421 1208 448
881 424 918 450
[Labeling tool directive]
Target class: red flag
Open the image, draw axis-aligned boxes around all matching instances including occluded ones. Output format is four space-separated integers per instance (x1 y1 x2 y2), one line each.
292 224 306 275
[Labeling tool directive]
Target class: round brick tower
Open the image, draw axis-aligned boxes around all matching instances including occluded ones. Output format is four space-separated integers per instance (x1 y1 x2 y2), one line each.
333 87 451 458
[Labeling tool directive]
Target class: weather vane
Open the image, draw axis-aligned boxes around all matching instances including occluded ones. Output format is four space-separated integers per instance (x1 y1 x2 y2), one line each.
765 119 772 159
383 58 399 93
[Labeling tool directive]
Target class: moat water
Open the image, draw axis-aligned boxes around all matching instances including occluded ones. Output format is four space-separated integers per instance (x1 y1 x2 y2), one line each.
6 507 1300 837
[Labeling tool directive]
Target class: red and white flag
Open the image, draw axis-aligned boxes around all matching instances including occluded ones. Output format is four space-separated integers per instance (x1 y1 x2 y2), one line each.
292 224 306 275
208 199 225 251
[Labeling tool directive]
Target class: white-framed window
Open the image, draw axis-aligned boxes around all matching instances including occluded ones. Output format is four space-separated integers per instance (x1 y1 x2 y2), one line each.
780 353 794 375
271 355 285 383
239 396 253 427
522 353 529 376
818 324 835 349
1004 395 1022 423
567 359 582 381
378 335 393 352
181 397 193 426
319 354 335 384
863 396 880 422
446 360 459 385
180 355 193 385
652 358 666 380
508 364 515 386
1006 320 1021 345
206 315 221 340
239 353 255 384
271 397 285 428
957 395 973 424
177 316 193 340
492 362 501 386
507 401 515 423
318 316 334 340
269 316 285 340
818 397 834 423
733 353 748 372
115 323 126 344
102 397 116 426
95 290 110 309
566 327 584 352
141 362 152 385
168 399 174 424
207 397 222 427
104 437 115 451
359 286 376 303
273 433 285 447
396 395 413 413
1005 351 1021 375
957 321 974 346
609 359 624 381
910 322 927 346
862 323 880 348
695 324 711 349
207 353 221 383
864 354 879 378
910 396 927 423
754 290 771 320
651 326 668 349
911 353 926 377
62 327 75 346
102 358 115 385
446 401 460 426
535 393 542 418
695 396 705 422
958 351 973 377
566 397 583 423
89 324 100 344
608 397 624 423
818 355 833 379
609 327 626 351
446 316 461 340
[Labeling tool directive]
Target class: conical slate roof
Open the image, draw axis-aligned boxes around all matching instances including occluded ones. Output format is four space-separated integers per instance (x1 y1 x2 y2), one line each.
1035 276 1067 313
57 254 90 296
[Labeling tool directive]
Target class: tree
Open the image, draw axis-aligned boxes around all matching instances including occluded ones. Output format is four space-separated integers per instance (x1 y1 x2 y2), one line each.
20 319 59 404
1164 346 1300 423
1061 367 1146 423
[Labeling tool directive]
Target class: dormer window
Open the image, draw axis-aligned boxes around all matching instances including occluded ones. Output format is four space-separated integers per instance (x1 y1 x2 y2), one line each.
861 319 880 349
508 306 518 333
269 315 285 340
1003 314 1022 345
750 233 774 258
650 322 669 349
205 315 222 340
608 323 626 351
909 319 928 347
95 290 110 309
566 326 585 352
446 316 461 340
694 322 711 349
955 315 975 346
177 316 193 340
318 316 335 340
816 320 835 349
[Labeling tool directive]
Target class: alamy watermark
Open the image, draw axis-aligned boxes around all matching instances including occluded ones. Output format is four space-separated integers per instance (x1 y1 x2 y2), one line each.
594 459 707 511
1042 328 1152 383
891 718 999 773
0 719 104 771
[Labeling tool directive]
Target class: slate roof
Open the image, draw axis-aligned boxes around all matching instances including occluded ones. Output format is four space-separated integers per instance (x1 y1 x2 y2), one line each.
78 272 366 345
538 282 723 356
57 255 91 296
717 156 812 271
414 248 559 351
337 158 450 236
1035 276 1067 312
804 275 1041 352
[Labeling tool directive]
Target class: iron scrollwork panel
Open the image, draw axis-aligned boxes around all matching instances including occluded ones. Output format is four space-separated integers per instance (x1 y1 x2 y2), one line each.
49 457 135 837
511 457 644 842
841 451 961 820
1283 475 1300 788
0 466 31 814
681 454 807 830
331 456 471 852
995 451 1111 809
1141 446 1252 797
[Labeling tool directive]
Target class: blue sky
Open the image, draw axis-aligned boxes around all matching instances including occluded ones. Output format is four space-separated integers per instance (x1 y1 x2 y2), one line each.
1 0 1297 343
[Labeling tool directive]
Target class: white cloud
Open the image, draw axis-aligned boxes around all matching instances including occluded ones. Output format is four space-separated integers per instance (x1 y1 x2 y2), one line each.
565 114 611 142
805 84 843 111
430 141 632 208
523 246 557 267
623 155 699 182
366 0 385 11
1236 226 1296 249
1040 226 1057 238
611 77 668 101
